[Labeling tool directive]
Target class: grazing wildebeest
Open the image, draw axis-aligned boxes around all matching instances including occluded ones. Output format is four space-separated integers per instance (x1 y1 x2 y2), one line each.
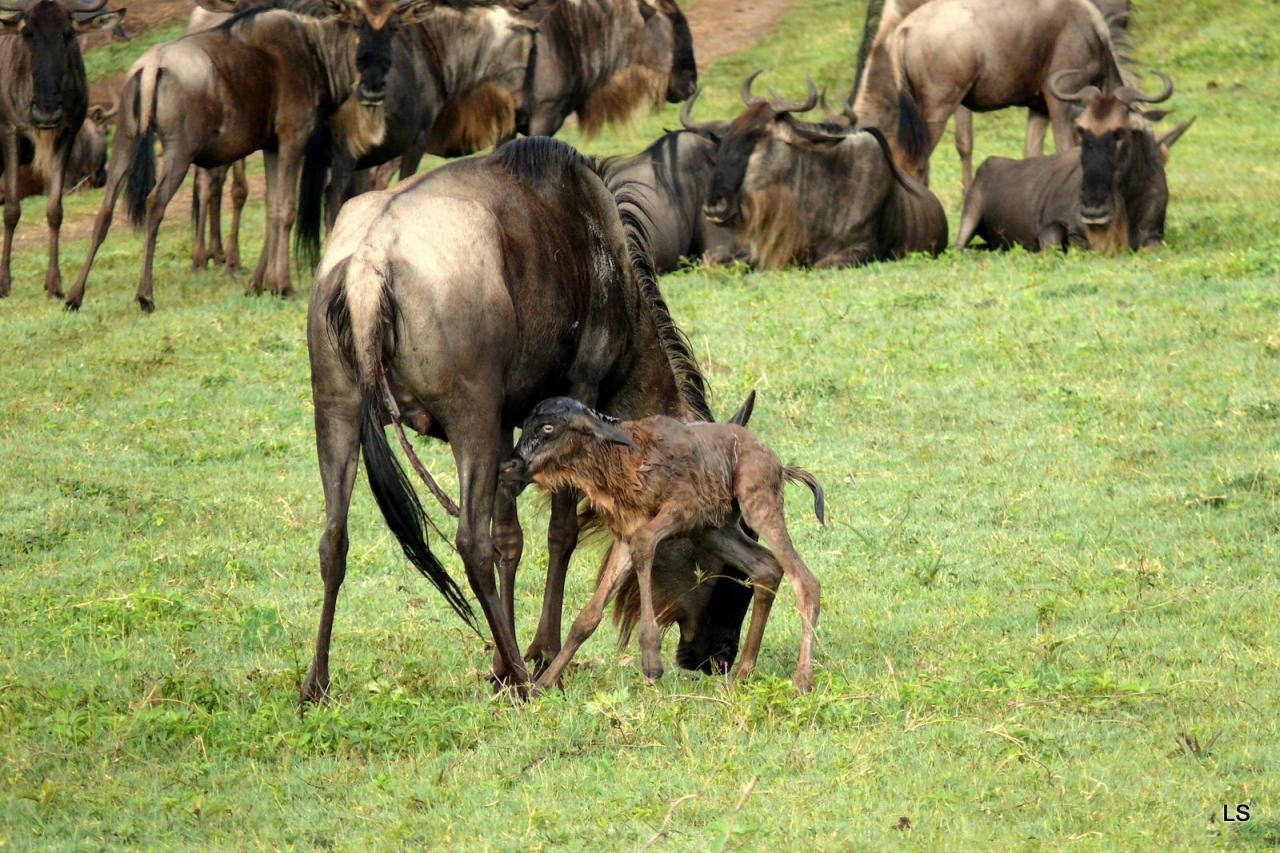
957 71 1191 254
518 0 696 138
595 92 738 273
64 0 439 312
304 136 729 699
850 0 1128 183
849 0 1132 189
0 0 124 299
702 75 947 269
499 396 825 691
0 99 114 202
295 0 544 261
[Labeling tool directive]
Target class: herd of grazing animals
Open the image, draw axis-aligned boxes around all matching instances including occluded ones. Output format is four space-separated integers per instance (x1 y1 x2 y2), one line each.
0 0 1195 697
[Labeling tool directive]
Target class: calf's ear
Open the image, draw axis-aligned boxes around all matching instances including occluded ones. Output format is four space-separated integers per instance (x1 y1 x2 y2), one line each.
573 413 636 448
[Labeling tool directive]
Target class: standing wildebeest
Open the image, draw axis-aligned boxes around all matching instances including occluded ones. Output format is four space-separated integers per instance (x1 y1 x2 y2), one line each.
295 0 545 260
850 0 1128 183
595 93 738 272
518 0 696 138
957 71 1192 254
0 0 124 299
849 0 1131 189
304 136 729 699
64 0 440 312
500 397 825 691
0 99 114 202
702 75 946 269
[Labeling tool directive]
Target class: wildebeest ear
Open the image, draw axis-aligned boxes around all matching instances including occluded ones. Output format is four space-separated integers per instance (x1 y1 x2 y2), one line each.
1142 109 1171 123
73 9 125 33
637 0 656 20
727 390 756 427
572 412 636 448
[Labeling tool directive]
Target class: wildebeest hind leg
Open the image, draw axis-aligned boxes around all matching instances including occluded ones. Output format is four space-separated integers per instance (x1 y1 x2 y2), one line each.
301 398 362 704
954 107 974 192
42 142 72 298
135 149 190 312
226 159 247 272
1 132 21 298
250 150 278 295
453 417 530 689
491 430 525 684
65 135 132 310
629 505 697 682
698 527 781 685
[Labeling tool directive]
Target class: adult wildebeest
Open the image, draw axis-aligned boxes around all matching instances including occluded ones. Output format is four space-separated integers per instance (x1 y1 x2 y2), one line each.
64 0 439 312
304 136 728 699
702 75 946 269
957 71 1192 254
850 0 1128 183
518 0 696 137
0 0 124 299
595 93 738 273
849 0 1131 189
0 99 114 202
295 0 545 261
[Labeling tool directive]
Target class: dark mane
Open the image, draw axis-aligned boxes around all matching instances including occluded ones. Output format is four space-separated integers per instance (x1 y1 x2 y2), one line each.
491 136 592 184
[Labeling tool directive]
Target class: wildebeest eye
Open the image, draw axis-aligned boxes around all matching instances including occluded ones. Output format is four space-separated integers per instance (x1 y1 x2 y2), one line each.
540 423 555 434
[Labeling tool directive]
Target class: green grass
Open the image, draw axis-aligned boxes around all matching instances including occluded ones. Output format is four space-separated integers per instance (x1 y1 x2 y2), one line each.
3 0 1279 848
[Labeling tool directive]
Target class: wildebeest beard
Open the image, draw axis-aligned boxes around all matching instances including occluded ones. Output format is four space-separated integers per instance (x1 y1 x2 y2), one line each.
739 184 810 270
429 82 519 155
578 65 668 137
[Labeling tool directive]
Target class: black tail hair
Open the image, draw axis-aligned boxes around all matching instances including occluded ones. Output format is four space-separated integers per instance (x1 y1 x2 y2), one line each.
359 386 477 629
784 466 826 524
895 87 929 173
295 122 334 271
125 82 156 229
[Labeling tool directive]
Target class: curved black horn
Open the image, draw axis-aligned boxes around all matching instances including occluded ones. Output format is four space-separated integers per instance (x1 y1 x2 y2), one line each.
818 89 851 125
1047 69 1100 104
679 87 718 134
1116 70 1174 105
740 70 765 106
768 76 819 114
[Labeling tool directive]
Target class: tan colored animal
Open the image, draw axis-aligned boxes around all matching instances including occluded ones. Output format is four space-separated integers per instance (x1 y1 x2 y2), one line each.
501 396 825 692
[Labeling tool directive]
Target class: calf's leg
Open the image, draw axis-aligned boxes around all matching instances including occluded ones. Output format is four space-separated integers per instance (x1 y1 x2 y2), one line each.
535 541 632 690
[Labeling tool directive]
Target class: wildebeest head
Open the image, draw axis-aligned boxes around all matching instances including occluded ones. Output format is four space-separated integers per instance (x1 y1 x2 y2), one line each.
324 0 439 106
703 73 850 229
502 397 635 493
649 0 695 102
0 0 124 129
74 99 115 187
1049 69 1174 230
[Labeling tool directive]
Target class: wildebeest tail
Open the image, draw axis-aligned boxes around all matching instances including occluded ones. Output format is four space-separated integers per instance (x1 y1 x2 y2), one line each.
891 27 929 171
125 63 160 229
784 466 825 524
295 123 333 271
324 262 477 629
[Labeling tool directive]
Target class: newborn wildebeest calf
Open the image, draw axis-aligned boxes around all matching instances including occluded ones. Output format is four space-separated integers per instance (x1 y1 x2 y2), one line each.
501 397 824 692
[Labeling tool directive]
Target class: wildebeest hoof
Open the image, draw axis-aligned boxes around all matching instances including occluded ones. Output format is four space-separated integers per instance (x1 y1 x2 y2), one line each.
279 287 296 300
63 297 81 312
792 672 814 693
136 295 155 313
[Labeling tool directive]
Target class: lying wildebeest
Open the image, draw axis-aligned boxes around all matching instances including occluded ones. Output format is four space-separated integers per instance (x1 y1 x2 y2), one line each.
702 74 946 269
518 0 696 137
0 0 124 299
500 396 825 692
956 71 1191 254
851 0 1128 183
0 99 114 202
65 0 440 311
849 0 1131 188
295 0 545 263
595 92 738 273
304 136 739 699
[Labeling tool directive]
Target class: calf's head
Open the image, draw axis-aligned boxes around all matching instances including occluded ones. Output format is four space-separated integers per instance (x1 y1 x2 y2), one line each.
502 397 635 494
0 0 125 129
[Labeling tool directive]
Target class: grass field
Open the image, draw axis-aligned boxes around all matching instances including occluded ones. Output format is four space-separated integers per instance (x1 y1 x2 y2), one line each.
2 0 1279 848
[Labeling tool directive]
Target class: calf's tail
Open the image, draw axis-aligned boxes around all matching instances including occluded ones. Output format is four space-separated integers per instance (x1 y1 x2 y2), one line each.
784 466 826 524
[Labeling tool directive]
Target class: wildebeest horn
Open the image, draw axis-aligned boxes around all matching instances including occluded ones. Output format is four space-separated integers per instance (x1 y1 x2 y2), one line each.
1116 70 1174 105
90 97 118 122
767 76 819 114
1047 69 1100 104
818 89 851 125
740 70 766 106
679 87 717 134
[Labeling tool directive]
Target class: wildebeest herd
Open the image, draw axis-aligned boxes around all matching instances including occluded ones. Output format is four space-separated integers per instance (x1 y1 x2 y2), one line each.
1 0 1194 697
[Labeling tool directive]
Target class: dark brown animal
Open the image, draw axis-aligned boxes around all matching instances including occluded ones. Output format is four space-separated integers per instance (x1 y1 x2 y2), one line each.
0 0 124 299
501 396 825 692
849 0 1132 188
303 137 719 700
851 0 1128 183
64 0 438 311
703 75 946 269
956 72 1189 254
519 0 696 137
0 99 113 202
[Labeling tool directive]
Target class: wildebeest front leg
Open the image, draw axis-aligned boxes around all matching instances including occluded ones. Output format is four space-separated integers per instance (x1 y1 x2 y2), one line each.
629 505 696 683
301 397 362 704
268 145 302 298
1024 110 1049 158
250 150 278 295
64 133 132 310
525 488 580 670
535 541 633 691
226 159 248 272
453 420 530 688
491 436 525 684
135 148 190 312
953 107 974 192
43 140 71 298
0 132 21 298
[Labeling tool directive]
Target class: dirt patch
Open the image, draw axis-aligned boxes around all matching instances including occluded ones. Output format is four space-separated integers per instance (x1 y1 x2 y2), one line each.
12 0 790 257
